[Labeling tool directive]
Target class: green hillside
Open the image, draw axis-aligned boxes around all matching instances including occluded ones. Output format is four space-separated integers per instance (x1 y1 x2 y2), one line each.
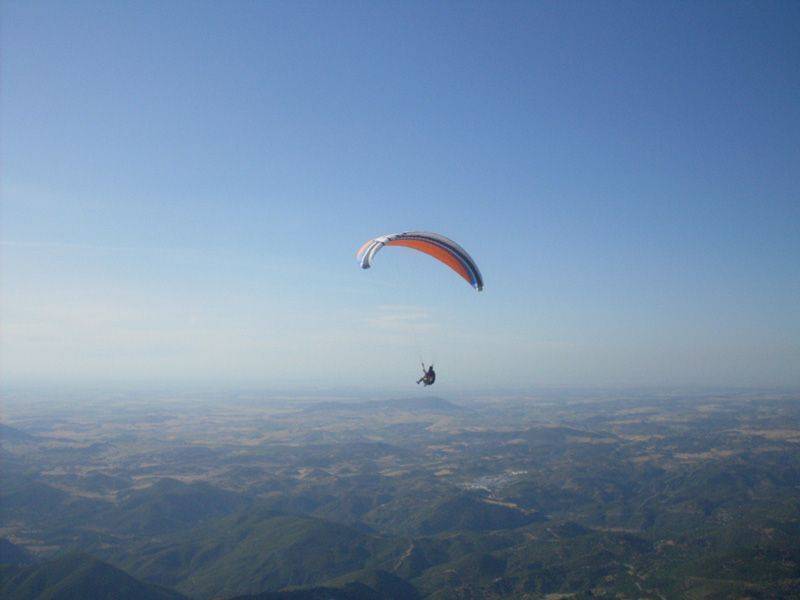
4 392 800 598
0 553 186 600
407 493 542 535
109 507 407 599
0 540 35 567
100 478 252 535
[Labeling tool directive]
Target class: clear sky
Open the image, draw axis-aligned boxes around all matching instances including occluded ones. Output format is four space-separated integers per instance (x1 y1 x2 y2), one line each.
2 1 799 391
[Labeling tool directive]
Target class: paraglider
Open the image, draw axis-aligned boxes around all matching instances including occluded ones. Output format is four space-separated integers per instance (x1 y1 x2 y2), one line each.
356 231 483 385
417 363 436 386
356 231 483 291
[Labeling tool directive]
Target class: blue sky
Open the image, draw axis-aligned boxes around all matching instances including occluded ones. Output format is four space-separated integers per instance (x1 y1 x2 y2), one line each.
2 1 799 390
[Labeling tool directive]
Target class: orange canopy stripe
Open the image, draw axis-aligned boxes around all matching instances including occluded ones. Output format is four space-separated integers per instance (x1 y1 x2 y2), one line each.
385 239 472 285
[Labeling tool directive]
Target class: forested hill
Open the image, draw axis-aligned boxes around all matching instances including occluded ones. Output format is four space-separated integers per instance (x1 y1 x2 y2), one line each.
2 392 800 598
0 553 186 600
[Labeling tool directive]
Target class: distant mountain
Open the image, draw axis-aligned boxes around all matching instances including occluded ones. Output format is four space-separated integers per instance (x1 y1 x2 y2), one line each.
43 471 133 495
377 397 465 413
102 478 251 535
0 424 37 444
412 527 653 598
1 472 115 529
228 583 380 599
327 568 421 599
110 507 406 600
76 472 134 494
229 569 419 600
552 521 591 538
408 493 543 535
1 478 70 514
0 552 186 600
452 424 615 448
303 397 464 415
0 540 35 567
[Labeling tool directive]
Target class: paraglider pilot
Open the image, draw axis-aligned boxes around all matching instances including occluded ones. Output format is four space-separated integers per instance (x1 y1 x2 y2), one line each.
417 363 436 386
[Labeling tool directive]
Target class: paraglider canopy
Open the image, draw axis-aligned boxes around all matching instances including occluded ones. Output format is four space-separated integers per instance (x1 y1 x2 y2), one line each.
356 231 483 291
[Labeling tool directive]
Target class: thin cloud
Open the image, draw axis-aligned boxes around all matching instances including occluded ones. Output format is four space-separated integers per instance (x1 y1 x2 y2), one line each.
364 305 437 332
